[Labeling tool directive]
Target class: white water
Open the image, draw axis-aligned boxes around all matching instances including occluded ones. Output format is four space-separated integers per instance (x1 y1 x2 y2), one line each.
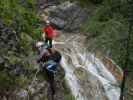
54 36 121 100
61 57 85 100
79 53 120 100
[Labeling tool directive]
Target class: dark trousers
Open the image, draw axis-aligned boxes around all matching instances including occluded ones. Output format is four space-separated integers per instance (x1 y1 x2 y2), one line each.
45 69 55 96
45 37 52 48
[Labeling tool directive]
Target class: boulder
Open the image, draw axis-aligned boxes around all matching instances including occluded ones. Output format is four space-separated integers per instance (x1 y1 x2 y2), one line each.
36 0 59 10
48 1 89 32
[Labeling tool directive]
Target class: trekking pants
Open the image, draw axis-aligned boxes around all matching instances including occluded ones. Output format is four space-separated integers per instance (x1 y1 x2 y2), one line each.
45 37 52 48
42 60 58 96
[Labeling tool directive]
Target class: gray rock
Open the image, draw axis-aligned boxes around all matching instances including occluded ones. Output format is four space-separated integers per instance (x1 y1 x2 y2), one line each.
36 0 59 10
16 89 28 100
48 1 89 32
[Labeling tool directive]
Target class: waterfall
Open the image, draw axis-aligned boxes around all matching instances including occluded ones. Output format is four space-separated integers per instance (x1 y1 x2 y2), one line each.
53 34 121 100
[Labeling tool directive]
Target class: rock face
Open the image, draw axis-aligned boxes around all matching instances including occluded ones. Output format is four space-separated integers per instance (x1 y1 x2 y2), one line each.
0 64 66 100
48 1 89 32
74 67 108 100
13 65 65 100
36 0 48 9
37 1 90 32
36 0 59 9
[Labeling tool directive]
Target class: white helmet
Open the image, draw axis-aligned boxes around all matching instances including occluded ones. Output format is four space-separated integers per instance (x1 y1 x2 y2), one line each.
36 42 44 48
46 20 50 24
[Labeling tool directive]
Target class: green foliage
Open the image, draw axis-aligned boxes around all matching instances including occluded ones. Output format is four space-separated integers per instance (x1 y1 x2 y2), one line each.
64 94 75 100
80 1 133 99
0 71 29 89
15 75 28 88
0 71 14 89
80 0 133 69
0 0 41 39
0 0 42 90
20 32 34 55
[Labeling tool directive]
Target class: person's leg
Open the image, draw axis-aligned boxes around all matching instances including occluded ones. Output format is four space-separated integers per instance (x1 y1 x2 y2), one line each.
48 38 52 48
44 37 50 48
49 72 55 95
46 69 55 95
45 37 48 44
43 60 57 95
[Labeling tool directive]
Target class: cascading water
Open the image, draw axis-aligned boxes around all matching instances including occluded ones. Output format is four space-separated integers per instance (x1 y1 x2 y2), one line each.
61 57 85 100
54 34 121 100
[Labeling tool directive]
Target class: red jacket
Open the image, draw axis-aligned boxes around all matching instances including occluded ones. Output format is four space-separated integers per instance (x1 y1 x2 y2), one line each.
42 25 54 39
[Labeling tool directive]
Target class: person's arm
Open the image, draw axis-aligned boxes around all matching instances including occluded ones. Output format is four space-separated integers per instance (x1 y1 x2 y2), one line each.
42 26 47 40
41 26 45 33
42 33 45 40
37 50 47 63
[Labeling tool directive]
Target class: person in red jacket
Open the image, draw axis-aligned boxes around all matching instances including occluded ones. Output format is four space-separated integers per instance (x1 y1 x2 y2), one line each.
42 20 55 48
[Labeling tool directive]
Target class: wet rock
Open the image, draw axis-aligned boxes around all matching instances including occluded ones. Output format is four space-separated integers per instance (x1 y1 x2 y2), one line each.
74 67 108 100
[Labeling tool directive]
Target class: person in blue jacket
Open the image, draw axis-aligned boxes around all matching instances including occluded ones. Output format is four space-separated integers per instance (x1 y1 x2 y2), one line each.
35 42 62 96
